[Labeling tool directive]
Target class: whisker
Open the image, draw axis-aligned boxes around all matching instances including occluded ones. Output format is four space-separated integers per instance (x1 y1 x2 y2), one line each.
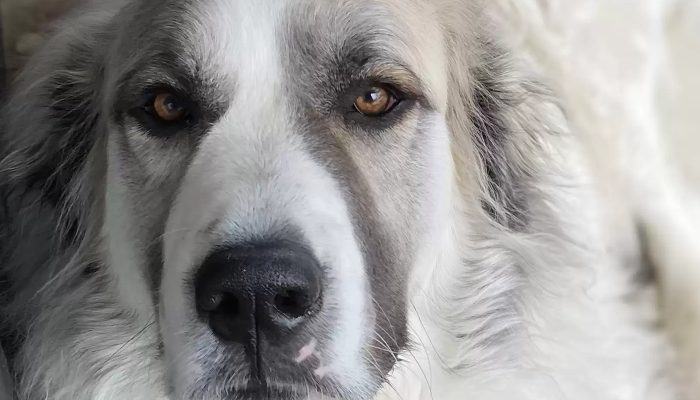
365 350 405 400
412 301 450 366
105 317 156 365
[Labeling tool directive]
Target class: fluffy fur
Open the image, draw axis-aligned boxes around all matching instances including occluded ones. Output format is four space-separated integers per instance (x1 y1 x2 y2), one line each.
0 0 698 399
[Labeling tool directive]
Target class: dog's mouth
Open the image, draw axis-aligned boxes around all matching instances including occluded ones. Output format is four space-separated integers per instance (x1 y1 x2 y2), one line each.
227 386 304 399
185 344 355 400
220 380 343 400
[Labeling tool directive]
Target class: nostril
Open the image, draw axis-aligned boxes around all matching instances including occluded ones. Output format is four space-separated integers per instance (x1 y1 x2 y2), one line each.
216 293 240 316
207 292 246 342
274 289 313 318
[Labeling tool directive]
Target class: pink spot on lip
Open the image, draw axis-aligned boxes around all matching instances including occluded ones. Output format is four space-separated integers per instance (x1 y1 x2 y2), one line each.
295 338 318 364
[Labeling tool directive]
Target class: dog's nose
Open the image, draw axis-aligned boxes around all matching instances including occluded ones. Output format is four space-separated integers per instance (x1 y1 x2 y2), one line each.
194 241 323 344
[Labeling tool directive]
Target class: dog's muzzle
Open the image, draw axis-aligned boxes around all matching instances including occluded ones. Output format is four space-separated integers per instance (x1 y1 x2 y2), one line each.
194 239 324 351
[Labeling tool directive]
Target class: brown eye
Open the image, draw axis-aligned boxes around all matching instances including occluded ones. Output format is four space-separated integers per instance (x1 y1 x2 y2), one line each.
354 86 398 116
152 92 187 122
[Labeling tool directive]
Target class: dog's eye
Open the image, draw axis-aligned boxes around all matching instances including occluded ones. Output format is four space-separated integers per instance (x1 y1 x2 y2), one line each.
130 88 202 136
148 92 189 123
354 85 399 117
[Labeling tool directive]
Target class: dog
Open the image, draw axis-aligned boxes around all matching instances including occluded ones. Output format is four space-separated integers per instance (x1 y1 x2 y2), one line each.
1 0 699 399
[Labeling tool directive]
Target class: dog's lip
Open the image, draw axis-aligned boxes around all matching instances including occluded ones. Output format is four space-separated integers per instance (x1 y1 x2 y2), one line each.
228 379 343 399
225 386 308 400
229 381 306 396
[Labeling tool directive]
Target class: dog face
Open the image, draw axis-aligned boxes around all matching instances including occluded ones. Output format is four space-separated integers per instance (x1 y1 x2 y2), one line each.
103 0 453 398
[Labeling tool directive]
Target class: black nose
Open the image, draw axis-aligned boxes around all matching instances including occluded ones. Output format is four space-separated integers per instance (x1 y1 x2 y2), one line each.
194 240 323 344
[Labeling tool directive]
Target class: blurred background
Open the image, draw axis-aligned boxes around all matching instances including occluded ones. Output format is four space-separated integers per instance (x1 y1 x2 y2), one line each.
660 1 700 191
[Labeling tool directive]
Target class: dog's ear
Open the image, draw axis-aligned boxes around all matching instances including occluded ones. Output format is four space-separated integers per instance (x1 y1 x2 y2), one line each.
415 6 572 372
0 18 108 244
441 8 565 231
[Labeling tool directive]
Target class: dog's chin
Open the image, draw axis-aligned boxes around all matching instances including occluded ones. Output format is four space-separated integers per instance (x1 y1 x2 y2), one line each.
206 386 342 400
187 376 362 400
224 387 308 400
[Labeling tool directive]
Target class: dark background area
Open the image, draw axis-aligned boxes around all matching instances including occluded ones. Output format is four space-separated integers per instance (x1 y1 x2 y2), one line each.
0 8 5 95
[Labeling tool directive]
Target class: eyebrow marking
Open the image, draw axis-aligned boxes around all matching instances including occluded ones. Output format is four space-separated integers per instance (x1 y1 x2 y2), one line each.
355 62 425 98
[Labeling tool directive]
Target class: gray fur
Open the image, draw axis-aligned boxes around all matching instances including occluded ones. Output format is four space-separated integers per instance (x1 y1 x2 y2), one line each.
279 0 438 379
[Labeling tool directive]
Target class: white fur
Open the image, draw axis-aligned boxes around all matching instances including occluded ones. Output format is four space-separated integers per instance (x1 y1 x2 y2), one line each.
160 1 371 396
378 1 700 398
492 0 700 394
104 133 159 323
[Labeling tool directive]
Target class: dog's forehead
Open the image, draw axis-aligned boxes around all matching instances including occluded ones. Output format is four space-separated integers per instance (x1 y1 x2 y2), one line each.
129 0 446 96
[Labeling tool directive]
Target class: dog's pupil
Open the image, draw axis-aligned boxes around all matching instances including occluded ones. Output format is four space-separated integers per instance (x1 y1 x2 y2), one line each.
165 96 181 112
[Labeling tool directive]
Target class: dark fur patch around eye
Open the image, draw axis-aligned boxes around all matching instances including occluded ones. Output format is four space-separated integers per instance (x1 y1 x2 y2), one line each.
113 58 227 140
472 73 529 230
468 46 548 231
